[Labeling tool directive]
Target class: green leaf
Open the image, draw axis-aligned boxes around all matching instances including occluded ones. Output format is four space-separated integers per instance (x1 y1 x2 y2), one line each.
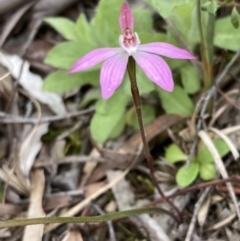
92 0 125 46
197 139 230 164
76 15 96 45
201 2 211 11
158 85 194 116
143 0 189 18
90 91 130 143
231 7 239 29
181 64 201 94
138 33 168 44
43 70 99 93
214 16 240 51
208 1 219 15
201 1 219 15
199 163 216 181
44 17 79 41
44 41 94 69
176 162 199 187
108 115 126 139
126 105 156 130
80 89 101 108
168 2 202 48
133 9 153 33
165 144 188 163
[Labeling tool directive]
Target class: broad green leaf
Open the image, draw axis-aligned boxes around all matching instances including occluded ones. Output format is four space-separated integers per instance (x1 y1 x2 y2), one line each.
181 64 201 94
165 144 188 163
92 0 125 46
176 162 199 187
143 0 189 18
126 105 156 130
158 85 194 116
108 115 126 139
197 139 230 164
201 2 211 11
231 7 239 29
214 16 240 51
169 2 202 48
43 70 99 93
91 91 130 143
199 163 216 181
44 41 94 69
76 15 96 45
133 9 153 33
201 1 219 15
80 89 101 108
44 17 79 41
138 33 168 44
95 90 129 114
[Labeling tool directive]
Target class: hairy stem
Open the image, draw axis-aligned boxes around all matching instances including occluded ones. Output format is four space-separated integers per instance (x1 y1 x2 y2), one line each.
0 207 160 229
127 56 182 223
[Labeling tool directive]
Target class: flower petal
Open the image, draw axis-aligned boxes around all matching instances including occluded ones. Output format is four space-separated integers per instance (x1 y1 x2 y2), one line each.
100 53 128 99
138 42 196 59
133 52 174 92
119 1 134 32
69 48 124 73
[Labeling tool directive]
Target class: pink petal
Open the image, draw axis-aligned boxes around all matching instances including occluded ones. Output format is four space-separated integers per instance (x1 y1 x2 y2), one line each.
100 52 128 99
119 1 134 32
133 52 174 92
69 48 124 73
138 42 196 59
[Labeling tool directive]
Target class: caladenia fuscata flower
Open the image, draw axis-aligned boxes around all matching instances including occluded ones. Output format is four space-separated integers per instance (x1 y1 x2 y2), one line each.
69 1 196 99
69 1 195 223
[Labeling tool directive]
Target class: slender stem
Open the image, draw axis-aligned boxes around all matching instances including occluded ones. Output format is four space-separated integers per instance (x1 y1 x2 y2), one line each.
127 56 182 223
148 176 240 206
197 0 212 90
0 207 160 229
206 14 215 64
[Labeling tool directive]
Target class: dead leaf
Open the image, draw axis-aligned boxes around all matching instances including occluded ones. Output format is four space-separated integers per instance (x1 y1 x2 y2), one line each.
61 230 83 241
0 228 11 238
197 195 211 226
0 165 29 194
0 203 22 217
84 181 106 197
107 170 134 210
22 169 45 241
131 214 170 241
19 122 49 177
0 65 12 98
33 0 78 16
0 54 66 115
0 1 35 47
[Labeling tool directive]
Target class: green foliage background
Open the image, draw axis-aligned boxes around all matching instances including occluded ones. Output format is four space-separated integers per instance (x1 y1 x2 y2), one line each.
43 0 239 144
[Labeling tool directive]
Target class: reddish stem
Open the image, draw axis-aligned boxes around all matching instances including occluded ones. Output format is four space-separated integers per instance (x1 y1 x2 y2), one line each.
127 56 182 223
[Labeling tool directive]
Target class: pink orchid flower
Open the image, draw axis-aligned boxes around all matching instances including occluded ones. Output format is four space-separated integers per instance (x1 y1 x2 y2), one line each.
69 1 196 99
